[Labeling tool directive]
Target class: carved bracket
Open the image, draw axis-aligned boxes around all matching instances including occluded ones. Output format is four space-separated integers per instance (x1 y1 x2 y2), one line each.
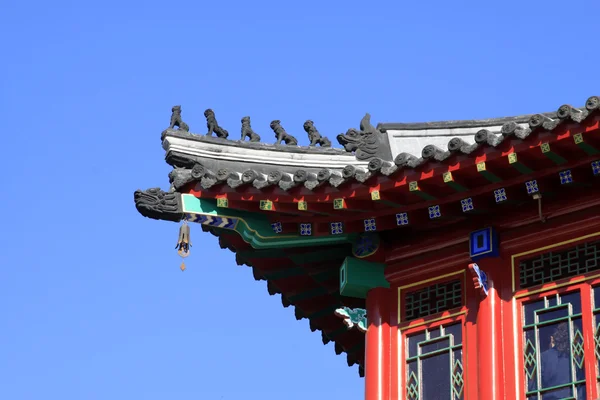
334 307 367 333
468 263 489 297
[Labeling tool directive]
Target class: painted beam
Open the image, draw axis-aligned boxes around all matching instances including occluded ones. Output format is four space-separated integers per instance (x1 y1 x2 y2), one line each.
181 194 357 249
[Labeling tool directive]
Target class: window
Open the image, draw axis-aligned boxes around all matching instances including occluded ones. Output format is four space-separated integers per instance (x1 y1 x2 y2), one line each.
401 276 465 400
406 322 464 400
404 279 462 322
522 291 586 399
517 239 600 399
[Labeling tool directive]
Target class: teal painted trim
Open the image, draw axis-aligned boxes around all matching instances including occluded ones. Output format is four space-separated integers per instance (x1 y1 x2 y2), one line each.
181 194 357 249
577 142 600 155
340 257 390 299
543 152 568 165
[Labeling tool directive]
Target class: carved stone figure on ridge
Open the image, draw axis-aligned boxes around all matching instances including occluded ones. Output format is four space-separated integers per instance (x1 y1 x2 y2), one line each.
168 105 189 132
204 109 229 139
303 120 331 147
337 113 392 161
240 116 261 142
270 120 298 145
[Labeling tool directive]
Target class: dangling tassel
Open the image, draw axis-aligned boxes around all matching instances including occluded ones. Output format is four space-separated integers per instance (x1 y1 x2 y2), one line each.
175 222 191 271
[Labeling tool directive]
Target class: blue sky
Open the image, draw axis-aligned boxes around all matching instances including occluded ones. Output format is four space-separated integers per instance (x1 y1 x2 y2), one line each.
1 1 599 399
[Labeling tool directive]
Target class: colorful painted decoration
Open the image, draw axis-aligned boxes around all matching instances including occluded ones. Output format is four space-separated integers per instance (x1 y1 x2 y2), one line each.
363 218 377 232
330 222 343 235
460 198 474 213
494 188 507 203
396 212 409 226
525 179 539 195
592 160 600 175
428 205 441 219
334 307 367 333
559 170 573 184
469 227 498 260
271 222 283 234
352 233 380 258
468 263 488 296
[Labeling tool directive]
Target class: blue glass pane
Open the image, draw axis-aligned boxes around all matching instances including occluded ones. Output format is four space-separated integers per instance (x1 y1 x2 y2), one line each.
421 351 451 400
537 306 569 323
429 326 442 339
408 332 426 358
420 337 450 355
524 300 545 325
445 323 463 345
538 322 572 396
560 292 582 315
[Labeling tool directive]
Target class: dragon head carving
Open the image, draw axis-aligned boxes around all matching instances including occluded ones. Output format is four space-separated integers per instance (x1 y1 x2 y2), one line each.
134 188 183 222
336 113 391 161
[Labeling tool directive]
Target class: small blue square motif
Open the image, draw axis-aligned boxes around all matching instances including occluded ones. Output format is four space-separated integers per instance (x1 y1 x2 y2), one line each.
364 218 377 232
271 222 283 234
461 198 474 213
396 212 409 226
559 170 573 185
330 222 343 235
428 205 441 219
300 223 312 236
525 180 539 194
494 188 507 203
592 160 600 176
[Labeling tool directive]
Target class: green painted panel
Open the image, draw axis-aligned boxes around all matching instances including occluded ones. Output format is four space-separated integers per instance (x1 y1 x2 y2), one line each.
340 257 389 299
181 194 356 250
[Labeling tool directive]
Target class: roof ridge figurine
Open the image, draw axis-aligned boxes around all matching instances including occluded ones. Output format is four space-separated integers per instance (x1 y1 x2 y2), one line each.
240 116 261 142
270 120 298 145
168 105 189 132
204 108 229 139
303 120 331 147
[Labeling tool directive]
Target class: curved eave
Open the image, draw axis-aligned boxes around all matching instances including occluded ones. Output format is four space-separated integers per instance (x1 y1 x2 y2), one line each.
133 188 365 376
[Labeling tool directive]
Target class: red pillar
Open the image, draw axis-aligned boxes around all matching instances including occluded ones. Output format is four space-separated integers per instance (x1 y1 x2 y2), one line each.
476 275 503 400
365 287 391 400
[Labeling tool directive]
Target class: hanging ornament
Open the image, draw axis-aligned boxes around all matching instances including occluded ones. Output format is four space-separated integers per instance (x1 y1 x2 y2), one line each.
175 222 191 271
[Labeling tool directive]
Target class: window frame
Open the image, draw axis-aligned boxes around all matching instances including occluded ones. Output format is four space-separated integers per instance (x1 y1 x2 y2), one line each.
511 236 600 399
401 313 467 400
398 270 470 400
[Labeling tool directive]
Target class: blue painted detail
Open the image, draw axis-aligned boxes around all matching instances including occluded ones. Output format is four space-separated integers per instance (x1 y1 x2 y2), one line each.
352 233 380 258
396 212 409 226
331 222 344 235
300 223 312 236
271 222 283 234
592 160 600 176
525 180 539 194
469 227 499 260
428 205 441 219
460 198 474 213
494 188 507 203
363 218 377 232
559 170 573 184
471 263 489 296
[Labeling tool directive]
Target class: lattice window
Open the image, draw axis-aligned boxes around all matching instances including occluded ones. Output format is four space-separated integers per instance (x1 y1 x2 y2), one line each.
522 291 587 399
404 280 462 322
593 286 600 384
405 322 464 400
519 240 600 289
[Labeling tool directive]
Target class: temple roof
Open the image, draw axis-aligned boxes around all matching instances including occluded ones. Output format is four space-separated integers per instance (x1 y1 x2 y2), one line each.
164 97 599 194
135 95 600 377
